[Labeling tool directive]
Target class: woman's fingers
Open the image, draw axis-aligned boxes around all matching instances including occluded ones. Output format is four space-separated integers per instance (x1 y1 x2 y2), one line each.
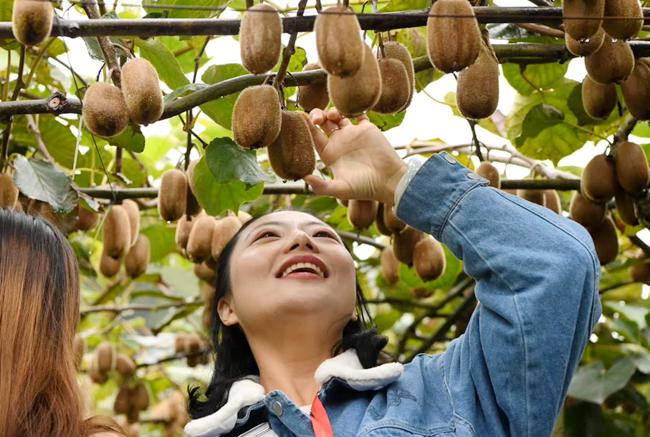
301 113 328 154
304 174 350 199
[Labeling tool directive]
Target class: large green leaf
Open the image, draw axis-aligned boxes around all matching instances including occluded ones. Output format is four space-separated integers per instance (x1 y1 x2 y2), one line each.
136 38 189 90
205 137 274 186
568 358 637 404
502 62 569 96
200 63 249 129
39 118 77 168
107 123 146 153
367 111 406 131
144 0 228 19
13 156 78 213
141 223 177 262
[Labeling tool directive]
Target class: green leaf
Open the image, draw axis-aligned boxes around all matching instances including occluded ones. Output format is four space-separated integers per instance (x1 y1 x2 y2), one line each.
144 0 228 19
12 156 78 213
205 137 274 186
381 0 429 12
394 28 442 92
191 156 264 215
136 38 189 90
39 117 77 168
568 358 637 404
517 104 564 143
200 63 249 128
107 123 146 153
367 111 406 131
443 92 502 137
605 302 649 329
82 12 122 61
141 224 178 263
632 122 650 138
502 62 569 96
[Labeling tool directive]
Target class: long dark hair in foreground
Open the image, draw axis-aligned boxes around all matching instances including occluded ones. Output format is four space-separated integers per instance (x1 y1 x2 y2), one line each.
188 211 389 418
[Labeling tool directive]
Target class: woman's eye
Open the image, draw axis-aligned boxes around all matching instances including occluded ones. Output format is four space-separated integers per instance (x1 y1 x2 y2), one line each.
315 231 337 239
256 231 278 240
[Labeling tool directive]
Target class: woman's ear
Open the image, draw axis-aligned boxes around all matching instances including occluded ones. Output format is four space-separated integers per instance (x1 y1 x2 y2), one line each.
217 296 239 326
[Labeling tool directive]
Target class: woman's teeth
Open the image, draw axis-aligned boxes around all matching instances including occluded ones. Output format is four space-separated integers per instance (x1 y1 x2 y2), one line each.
281 262 325 278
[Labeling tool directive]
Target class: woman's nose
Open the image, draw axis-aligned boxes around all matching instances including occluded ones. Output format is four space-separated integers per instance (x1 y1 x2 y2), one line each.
284 230 319 253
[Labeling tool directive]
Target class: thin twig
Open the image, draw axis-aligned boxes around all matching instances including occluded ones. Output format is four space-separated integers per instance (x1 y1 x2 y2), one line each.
80 0 122 87
272 0 309 95
81 299 202 315
25 114 54 162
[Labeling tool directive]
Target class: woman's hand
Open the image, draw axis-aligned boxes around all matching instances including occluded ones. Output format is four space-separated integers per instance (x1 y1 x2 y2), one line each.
303 108 406 205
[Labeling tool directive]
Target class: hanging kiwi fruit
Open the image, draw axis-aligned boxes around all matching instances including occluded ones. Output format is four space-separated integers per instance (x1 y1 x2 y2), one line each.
120 58 164 126
393 226 424 266
186 216 217 262
383 203 405 234
456 40 500 120
82 83 130 138
581 154 619 203
380 41 415 107
211 215 242 260
426 0 481 73
621 59 650 121
615 190 639 226
100 250 122 277
11 0 54 47
121 199 140 247
475 162 500 189
589 216 619 265
297 64 330 112
125 235 150 278
232 85 282 149
544 190 562 215
585 36 634 84
375 204 392 236
315 6 365 77
347 200 378 230
240 4 282 74
103 205 132 260
268 111 316 181
565 27 605 57
602 0 643 40
380 246 400 285
563 0 605 41
581 76 617 120
570 192 606 229
176 212 203 252
159 169 188 222
613 141 649 196
413 236 446 282
372 54 411 114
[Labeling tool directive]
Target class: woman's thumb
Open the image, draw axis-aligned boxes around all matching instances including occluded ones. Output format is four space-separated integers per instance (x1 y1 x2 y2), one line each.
304 175 349 199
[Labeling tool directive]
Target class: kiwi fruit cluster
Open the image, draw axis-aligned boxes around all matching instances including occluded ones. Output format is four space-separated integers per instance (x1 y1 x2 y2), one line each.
89 342 137 384
0 173 19 209
268 110 316 181
11 0 53 47
83 57 163 137
239 4 282 74
114 381 150 423
175 333 209 367
426 0 481 73
456 40 500 120
372 42 414 114
298 63 330 112
232 85 282 149
101 200 149 278
315 6 365 77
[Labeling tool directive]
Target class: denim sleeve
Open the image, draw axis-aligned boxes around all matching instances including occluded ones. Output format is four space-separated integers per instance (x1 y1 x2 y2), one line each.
395 153 601 437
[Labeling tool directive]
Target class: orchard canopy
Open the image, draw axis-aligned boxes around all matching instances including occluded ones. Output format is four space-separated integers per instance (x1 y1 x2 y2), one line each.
2 0 650 435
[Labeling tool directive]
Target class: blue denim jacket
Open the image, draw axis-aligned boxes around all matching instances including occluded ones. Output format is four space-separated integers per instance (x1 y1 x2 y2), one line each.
185 152 602 437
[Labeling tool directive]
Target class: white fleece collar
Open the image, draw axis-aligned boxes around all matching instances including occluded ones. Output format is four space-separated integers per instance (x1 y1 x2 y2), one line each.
184 349 404 437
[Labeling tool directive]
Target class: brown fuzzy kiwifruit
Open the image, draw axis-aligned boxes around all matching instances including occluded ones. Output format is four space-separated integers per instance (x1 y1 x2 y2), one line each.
392 226 424 266
585 36 634 84
588 216 619 265
100 250 122 277
175 212 203 252
570 192 606 228
82 83 130 138
566 27 605 57
372 57 411 114
268 111 316 181
211 215 242 260
11 0 53 46
75 205 99 231
194 261 216 283
347 200 378 230
475 162 500 189
185 182 202 217
73 335 85 370
159 169 188 222
0 173 19 208
186 216 216 262
186 334 203 368
328 44 382 117
582 76 617 120
174 333 188 355
382 41 415 106
544 190 562 215
297 64 329 112
621 59 650 121
603 0 643 40
125 235 150 278
614 141 649 195
232 85 282 149
426 0 481 73
581 154 619 203
413 236 446 282
517 189 545 207
240 4 282 74
383 203 405 233
563 0 605 41
630 260 650 284
456 41 499 120
615 190 638 226
122 199 140 247
375 204 392 236
114 385 131 415
121 58 164 125
89 358 108 384
104 205 132 259
132 382 150 411
380 246 400 285
96 342 115 374
116 353 137 380
315 6 365 77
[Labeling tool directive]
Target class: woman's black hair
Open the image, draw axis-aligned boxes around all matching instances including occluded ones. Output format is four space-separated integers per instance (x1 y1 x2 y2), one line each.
188 210 389 419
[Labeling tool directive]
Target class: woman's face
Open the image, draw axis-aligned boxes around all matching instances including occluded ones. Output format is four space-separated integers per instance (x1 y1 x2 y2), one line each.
221 211 357 333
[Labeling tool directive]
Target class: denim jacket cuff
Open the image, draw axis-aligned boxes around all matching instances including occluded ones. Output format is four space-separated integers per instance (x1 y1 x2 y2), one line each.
395 152 488 239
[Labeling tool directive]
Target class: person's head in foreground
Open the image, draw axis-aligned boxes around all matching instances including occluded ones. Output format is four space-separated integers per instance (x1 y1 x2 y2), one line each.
0 209 124 436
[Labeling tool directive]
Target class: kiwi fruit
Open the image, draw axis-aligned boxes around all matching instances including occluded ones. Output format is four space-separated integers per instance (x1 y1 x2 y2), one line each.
82 83 130 138
615 190 638 226
114 385 131 415
392 226 424 266
298 64 330 112
125 235 150 278
75 205 99 231
582 76 617 119
544 190 562 214
315 6 365 77
581 154 619 203
132 382 150 411
383 203 405 233
563 0 605 41
413 236 446 282
328 44 382 117
239 4 282 74
380 246 400 285
121 58 164 125
372 57 411 114
426 0 481 73
630 260 650 284
11 0 53 46
268 111 316 180
614 141 649 195
603 0 643 40
566 27 605 57
104 205 132 259
588 216 619 265
475 162 500 188
186 216 216 262
174 334 188 355
375 204 392 236
122 199 140 247
456 41 500 120
186 180 202 216
570 192 606 228
73 335 85 370
382 41 415 106
194 261 216 283
89 358 108 384
232 85 282 149
186 334 203 368
211 215 242 260
347 200 378 230
96 342 115 374
621 59 650 121
585 36 634 84
116 354 136 380
176 212 202 252
0 173 19 208
517 189 545 207
159 169 188 222
100 250 122 277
